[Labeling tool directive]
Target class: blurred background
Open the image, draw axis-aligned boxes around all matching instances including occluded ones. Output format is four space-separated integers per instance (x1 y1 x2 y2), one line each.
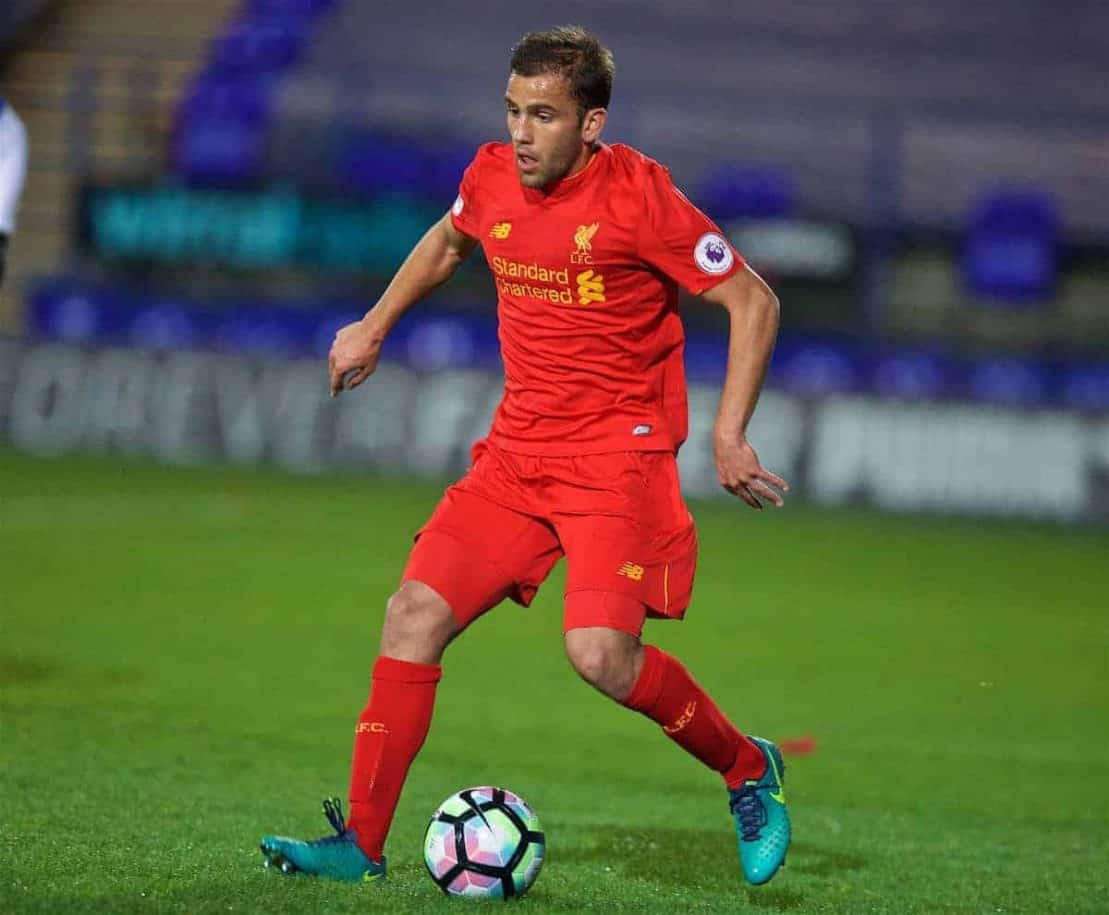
1 7 1107 911
0 0 1107 522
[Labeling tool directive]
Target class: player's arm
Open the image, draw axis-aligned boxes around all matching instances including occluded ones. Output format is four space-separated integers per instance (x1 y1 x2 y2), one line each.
328 213 478 396
699 264 789 510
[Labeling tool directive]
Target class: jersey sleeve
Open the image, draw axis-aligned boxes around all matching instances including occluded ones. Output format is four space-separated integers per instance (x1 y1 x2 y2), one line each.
449 147 488 239
636 162 745 295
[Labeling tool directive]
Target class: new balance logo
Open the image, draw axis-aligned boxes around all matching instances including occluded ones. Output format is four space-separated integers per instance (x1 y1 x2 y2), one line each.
489 222 512 239
617 561 644 581
576 269 605 305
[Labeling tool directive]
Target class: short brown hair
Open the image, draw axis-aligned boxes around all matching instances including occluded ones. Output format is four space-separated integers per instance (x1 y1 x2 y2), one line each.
509 25 615 117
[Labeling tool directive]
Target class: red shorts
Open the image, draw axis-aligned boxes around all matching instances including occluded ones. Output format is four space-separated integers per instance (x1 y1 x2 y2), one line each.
402 439 698 637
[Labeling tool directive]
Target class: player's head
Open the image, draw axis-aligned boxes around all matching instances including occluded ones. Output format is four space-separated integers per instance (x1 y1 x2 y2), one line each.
506 25 614 189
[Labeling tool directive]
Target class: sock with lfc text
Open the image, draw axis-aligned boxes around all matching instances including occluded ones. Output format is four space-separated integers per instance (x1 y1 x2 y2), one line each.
346 655 441 861
622 645 766 789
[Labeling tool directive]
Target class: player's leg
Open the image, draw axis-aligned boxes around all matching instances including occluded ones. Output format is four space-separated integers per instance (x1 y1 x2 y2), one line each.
342 578 458 868
346 500 558 859
562 605 790 885
260 482 561 882
561 609 766 786
258 576 469 882
556 452 790 885
619 637 790 886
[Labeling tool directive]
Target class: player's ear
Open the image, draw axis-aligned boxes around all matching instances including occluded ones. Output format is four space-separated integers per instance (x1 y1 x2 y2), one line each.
580 107 606 143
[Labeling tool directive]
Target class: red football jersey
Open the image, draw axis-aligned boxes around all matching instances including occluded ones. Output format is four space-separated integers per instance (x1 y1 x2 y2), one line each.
451 141 744 456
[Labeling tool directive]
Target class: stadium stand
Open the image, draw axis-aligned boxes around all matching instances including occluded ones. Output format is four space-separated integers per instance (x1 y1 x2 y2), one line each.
0 0 238 331
2 0 1106 374
170 0 335 184
267 0 1109 237
0 1 52 44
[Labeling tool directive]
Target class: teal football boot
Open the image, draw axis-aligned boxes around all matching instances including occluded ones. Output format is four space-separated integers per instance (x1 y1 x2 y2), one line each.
260 798 386 883
728 736 791 885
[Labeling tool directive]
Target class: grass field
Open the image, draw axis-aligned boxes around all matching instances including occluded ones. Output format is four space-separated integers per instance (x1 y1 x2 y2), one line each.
2 450 1107 914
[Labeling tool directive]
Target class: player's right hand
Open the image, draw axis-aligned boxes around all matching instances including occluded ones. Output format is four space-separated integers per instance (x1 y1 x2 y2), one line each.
328 318 384 397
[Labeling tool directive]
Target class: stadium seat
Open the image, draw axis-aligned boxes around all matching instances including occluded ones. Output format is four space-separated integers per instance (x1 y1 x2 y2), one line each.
1062 364 1109 412
246 0 337 17
773 339 862 395
209 18 308 74
178 73 274 126
962 188 1059 304
873 350 950 400
171 0 341 187
173 115 267 186
216 305 318 356
423 141 477 204
966 357 1048 405
172 71 275 184
336 130 430 197
695 163 796 222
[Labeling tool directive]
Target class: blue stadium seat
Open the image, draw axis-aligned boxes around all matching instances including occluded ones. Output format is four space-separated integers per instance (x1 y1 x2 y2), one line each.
171 0 344 188
695 163 796 222
966 357 1048 405
210 18 308 74
178 73 273 126
216 304 320 356
962 188 1059 304
1061 364 1109 412
423 142 477 204
873 350 950 400
173 116 267 186
129 301 200 351
336 131 430 197
246 0 337 17
172 70 276 184
773 339 863 395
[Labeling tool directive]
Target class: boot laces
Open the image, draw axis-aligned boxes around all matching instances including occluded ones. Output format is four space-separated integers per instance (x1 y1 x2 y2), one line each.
730 788 768 841
308 797 351 848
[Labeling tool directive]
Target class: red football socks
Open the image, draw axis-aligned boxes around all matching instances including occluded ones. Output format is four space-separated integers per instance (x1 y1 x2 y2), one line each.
346 655 441 861
623 645 765 789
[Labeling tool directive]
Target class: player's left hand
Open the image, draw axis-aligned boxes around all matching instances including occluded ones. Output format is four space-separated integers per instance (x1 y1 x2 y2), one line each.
713 431 789 510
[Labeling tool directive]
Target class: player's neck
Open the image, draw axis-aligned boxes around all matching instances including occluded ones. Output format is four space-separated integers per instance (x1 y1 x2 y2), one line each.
562 142 599 182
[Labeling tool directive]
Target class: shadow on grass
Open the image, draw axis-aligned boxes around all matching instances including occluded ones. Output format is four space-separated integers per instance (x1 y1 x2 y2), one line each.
742 887 807 910
0 653 143 688
557 825 864 907
0 654 61 684
785 841 866 878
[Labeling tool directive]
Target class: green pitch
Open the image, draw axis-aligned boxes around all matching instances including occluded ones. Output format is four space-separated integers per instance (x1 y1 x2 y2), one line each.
2 450 1106 914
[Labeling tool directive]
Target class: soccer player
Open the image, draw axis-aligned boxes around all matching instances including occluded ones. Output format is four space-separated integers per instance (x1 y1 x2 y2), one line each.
261 25 791 887
0 96 28 288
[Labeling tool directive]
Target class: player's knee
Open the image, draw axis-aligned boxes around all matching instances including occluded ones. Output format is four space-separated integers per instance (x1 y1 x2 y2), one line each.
380 581 457 663
564 629 639 701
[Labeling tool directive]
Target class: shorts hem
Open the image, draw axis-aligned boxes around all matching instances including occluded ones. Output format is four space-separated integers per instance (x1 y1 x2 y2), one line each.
563 588 648 639
402 528 533 629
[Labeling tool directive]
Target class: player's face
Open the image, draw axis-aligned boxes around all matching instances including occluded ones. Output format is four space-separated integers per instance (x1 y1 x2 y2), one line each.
505 73 605 189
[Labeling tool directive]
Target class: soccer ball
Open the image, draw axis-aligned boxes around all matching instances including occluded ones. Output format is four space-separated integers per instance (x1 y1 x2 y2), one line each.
423 786 545 898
